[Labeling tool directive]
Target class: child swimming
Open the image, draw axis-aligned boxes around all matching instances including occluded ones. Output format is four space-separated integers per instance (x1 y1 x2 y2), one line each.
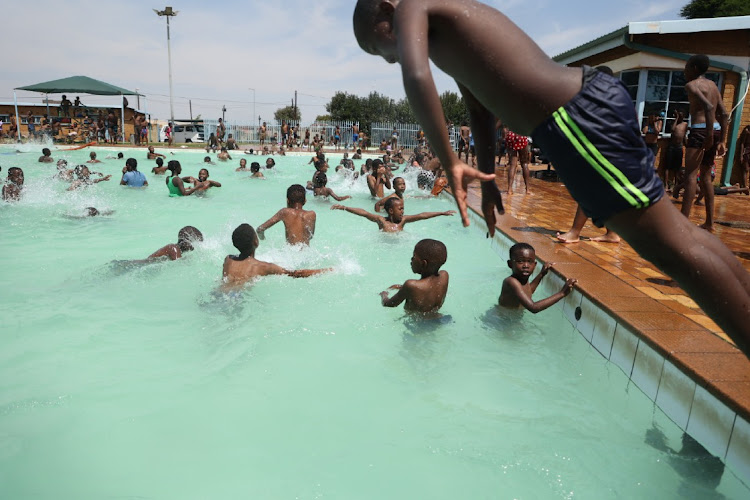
498 243 576 313
2 167 24 202
145 226 204 261
221 223 331 290
380 238 449 314
257 184 317 245
331 197 453 233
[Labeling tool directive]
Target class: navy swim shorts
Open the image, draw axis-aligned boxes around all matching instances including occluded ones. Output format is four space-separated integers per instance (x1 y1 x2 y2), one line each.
531 66 663 227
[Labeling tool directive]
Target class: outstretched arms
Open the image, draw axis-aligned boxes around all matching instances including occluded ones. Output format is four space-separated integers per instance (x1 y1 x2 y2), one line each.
257 210 284 240
331 204 385 227
401 210 455 225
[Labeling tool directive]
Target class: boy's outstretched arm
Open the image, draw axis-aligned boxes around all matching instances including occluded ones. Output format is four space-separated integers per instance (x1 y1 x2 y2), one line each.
257 210 283 239
394 1 495 227
285 267 333 278
327 189 351 202
402 210 455 225
331 204 385 227
457 82 504 236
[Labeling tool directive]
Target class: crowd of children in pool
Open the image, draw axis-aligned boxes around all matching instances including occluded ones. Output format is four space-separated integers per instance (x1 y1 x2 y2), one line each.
1 141 575 317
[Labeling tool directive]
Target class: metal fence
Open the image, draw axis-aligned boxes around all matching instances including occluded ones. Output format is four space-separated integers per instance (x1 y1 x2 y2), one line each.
202 119 461 152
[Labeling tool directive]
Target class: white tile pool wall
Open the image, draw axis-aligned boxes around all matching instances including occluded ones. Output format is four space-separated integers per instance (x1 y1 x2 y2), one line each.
465 206 750 487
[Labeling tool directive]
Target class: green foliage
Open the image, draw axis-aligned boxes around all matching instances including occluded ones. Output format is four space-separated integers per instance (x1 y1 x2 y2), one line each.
325 89 469 128
315 114 331 122
439 91 469 126
680 0 750 18
274 105 301 122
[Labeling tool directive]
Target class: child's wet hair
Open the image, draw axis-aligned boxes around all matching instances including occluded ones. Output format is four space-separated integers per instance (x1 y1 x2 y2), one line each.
250 162 261 173
232 223 258 258
126 158 137 169
177 226 203 251
167 160 181 173
204 156 211 162
509 242 535 259
86 207 100 216
384 196 401 212
42 148 51 156
156 157 164 166
415 239 447 272
313 172 327 188
287 184 306 203
117 152 124 159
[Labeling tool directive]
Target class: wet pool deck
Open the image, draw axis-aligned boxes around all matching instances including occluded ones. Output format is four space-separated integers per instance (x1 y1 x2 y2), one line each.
463 163 750 422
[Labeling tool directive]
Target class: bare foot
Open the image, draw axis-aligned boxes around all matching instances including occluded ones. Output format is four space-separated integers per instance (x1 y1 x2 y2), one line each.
525 190 532 195
556 231 580 243
699 223 714 232
695 200 704 206
591 233 621 243
507 190 514 195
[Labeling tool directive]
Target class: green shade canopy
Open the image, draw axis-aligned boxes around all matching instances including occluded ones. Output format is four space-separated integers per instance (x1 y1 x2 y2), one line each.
15 76 142 96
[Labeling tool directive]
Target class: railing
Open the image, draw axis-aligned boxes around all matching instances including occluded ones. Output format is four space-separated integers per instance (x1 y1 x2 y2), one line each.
201 119 461 152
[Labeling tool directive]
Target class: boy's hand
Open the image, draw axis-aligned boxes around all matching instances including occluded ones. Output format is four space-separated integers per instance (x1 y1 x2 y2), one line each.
541 262 554 276
561 278 577 296
330 204 345 211
443 210 456 216
387 284 402 290
480 181 505 237
447 161 497 228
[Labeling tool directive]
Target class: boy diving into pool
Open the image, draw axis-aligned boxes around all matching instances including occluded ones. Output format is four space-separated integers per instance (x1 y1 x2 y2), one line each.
257 184 317 245
222 223 331 290
352 0 750 357
331 197 454 233
146 226 204 261
380 238 449 314
498 243 576 313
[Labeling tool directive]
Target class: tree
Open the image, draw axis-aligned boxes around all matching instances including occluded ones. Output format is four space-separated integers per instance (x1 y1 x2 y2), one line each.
274 105 300 122
439 91 469 126
680 0 750 18
326 92 363 122
315 114 331 122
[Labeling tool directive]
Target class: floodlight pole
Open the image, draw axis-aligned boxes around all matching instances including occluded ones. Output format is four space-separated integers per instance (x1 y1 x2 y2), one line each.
249 87 255 141
156 7 178 129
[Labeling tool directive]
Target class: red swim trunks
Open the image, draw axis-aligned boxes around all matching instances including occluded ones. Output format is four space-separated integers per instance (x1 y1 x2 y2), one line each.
506 131 529 151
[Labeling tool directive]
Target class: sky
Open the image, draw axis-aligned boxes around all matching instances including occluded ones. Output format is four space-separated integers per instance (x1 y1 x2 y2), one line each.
2 0 685 125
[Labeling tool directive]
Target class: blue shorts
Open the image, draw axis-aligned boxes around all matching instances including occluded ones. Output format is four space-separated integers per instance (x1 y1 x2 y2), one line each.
531 66 663 227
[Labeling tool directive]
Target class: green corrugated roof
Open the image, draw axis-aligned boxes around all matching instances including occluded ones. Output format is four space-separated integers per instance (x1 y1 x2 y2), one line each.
552 26 627 62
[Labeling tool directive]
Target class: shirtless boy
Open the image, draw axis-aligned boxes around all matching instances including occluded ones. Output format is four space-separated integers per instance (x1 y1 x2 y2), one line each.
249 162 265 178
38 148 53 163
332 197 453 233
2 167 24 202
222 223 331 290
152 157 168 174
257 184 317 245
353 1 750 356
217 147 232 161
681 55 728 231
498 243 576 313
147 145 165 160
664 110 687 191
186 168 222 191
313 172 351 201
374 176 405 212
68 165 112 191
144 226 203 261
367 159 392 198
380 238 449 314
87 152 102 164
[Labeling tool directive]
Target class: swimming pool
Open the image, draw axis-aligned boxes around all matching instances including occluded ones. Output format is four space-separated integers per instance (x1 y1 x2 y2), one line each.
1 145 748 498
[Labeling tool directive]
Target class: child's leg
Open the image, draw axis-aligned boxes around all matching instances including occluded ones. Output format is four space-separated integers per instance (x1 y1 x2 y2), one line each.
681 147 703 217
521 159 531 194
507 152 518 194
698 163 715 230
607 197 750 357
556 204 588 243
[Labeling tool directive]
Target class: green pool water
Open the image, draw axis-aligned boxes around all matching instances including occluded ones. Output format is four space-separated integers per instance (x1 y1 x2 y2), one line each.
0 145 747 498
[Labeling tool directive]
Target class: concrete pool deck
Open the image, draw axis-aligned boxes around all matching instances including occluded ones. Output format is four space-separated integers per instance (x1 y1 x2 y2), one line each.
461 162 750 480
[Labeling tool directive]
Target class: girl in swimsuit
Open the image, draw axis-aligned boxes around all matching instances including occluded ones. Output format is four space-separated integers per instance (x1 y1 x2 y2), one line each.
166 160 197 197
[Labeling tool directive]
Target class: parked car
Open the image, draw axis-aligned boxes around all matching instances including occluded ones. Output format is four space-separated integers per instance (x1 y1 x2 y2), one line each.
159 123 205 143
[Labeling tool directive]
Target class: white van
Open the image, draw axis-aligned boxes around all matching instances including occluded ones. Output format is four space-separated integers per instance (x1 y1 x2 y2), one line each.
159 123 205 143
